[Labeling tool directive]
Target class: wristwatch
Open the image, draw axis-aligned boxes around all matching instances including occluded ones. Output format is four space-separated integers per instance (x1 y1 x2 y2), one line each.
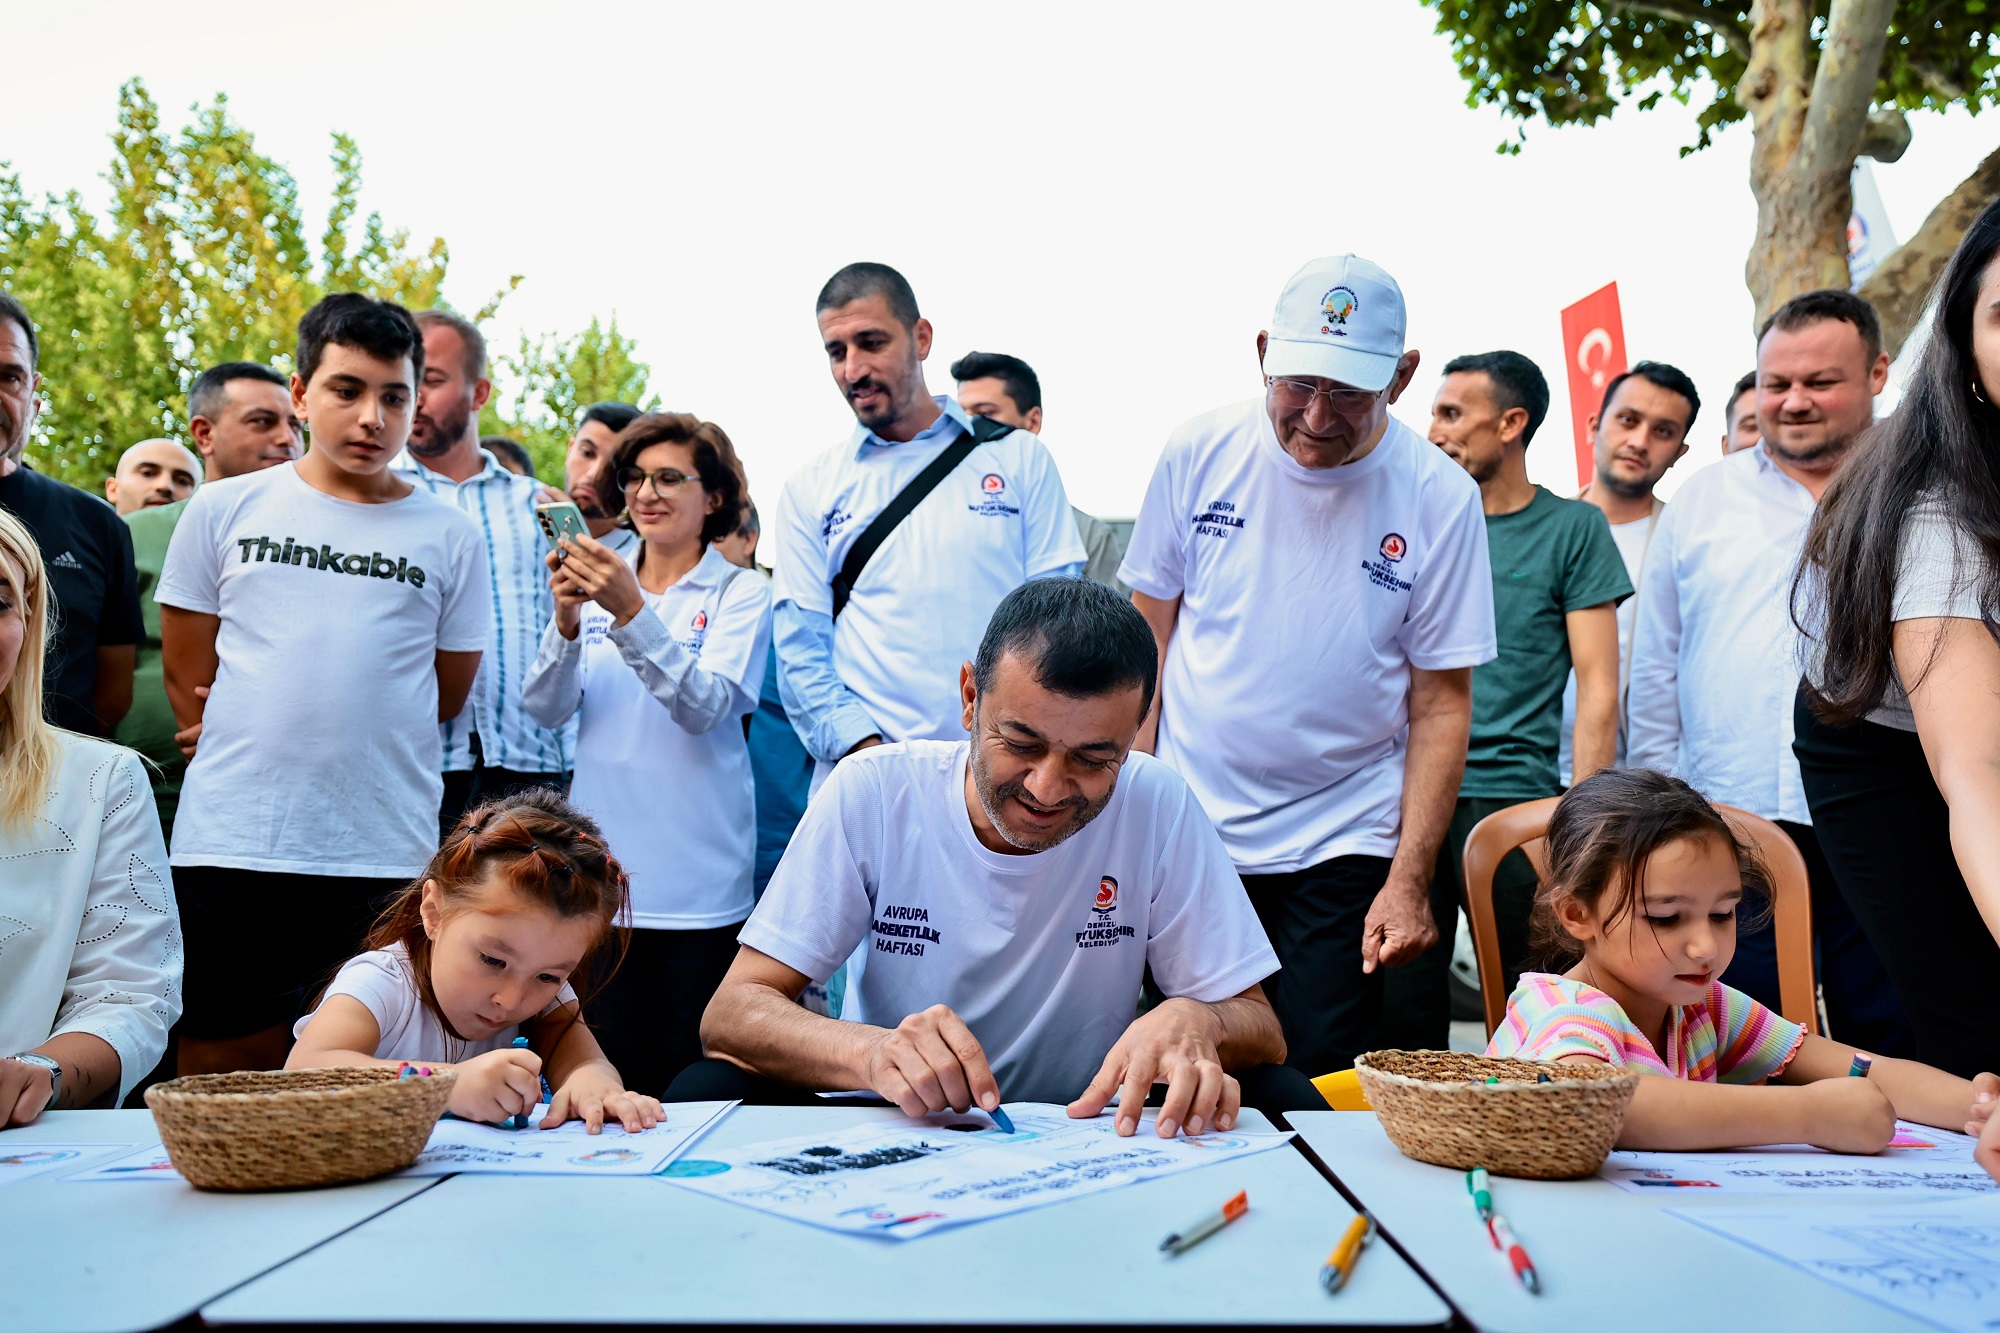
8 1052 61 1106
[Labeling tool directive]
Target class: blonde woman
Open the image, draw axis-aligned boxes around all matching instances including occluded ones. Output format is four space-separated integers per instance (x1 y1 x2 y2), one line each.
0 510 180 1124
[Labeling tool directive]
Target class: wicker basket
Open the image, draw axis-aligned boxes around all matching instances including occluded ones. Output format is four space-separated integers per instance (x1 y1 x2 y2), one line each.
144 1067 456 1191
1354 1050 1638 1179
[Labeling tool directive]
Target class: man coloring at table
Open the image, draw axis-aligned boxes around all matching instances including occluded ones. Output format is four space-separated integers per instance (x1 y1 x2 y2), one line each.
680 577 1316 1135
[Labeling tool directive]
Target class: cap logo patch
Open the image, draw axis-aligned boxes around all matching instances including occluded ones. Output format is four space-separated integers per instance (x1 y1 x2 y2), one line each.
1321 286 1359 336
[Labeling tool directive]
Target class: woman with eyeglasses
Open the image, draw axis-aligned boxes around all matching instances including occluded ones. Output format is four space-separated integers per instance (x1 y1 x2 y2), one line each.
524 412 771 1097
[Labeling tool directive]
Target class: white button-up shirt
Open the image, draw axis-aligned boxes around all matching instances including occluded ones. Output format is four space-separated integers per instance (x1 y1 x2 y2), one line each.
1627 445 1815 824
390 448 575 774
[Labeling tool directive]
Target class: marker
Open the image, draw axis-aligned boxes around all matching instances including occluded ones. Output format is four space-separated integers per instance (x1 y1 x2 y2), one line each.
1849 1052 1873 1078
1467 1167 1494 1221
1320 1213 1372 1293
1536 1073 1552 1084
1159 1190 1249 1256
501 1037 549 1130
1484 1076 1500 1085
1487 1213 1540 1294
988 1105 1016 1135
397 1064 417 1082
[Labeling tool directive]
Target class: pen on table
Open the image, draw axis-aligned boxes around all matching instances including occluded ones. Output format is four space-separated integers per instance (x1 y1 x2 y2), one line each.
1849 1052 1873 1078
988 1104 1016 1135
1466 1166 1494 1221
1320 1213 1373 1293
1159 1190 1249 1256
1487 1213 1541 1294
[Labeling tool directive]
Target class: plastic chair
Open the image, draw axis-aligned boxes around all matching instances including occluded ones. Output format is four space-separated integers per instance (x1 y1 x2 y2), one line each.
1461 797 1820 1038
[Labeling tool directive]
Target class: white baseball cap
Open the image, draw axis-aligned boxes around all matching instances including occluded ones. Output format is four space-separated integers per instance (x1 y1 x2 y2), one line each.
1262 255 1407 392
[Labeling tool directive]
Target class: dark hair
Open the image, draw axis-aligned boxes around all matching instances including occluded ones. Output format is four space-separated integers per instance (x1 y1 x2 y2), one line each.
415 309 487 380
972 577 1159 719
482 436 535 478
188 361 288 422
1531 769 1773 970
597 412 747 547
1597 360 1702 435
1760 288 1883 364
1799 197 2000 725
579 402 641 436
1724 369 1758 422
362 788 630 1042
736 499 761 538
0 292 38 370
950 350 1042 414
816 262 920 330
1442 350 1549 447
296 293 424 388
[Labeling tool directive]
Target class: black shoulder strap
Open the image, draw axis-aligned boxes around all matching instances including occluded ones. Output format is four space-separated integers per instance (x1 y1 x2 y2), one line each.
831 416 1013 617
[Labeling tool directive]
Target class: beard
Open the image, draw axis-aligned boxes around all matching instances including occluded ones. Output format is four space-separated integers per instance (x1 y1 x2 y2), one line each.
846 375 902 434
409 397 473 457
969 747 1113 853
1594 461 1658 501
1762 425 1858 469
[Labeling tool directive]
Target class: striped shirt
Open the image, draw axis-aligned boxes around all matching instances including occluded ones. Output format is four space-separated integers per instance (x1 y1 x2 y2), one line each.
1487 971 1804 1084
390 448 575 773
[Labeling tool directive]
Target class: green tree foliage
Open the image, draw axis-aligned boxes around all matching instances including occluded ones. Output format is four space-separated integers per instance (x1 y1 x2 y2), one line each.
0 79 651 491
480 315 659 482
1420 1 2000 346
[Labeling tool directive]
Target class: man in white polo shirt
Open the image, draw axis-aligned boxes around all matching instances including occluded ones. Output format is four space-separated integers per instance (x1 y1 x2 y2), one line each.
772 263 1085 788
1121 255 1496 1076
680 578 1311 1132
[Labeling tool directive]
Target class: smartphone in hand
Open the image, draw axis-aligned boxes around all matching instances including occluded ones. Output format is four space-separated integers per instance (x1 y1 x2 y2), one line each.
536 501 587 555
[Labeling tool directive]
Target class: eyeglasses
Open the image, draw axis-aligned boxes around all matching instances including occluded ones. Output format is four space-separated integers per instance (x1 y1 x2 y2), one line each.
1267 376 1383 414
617 467 702 499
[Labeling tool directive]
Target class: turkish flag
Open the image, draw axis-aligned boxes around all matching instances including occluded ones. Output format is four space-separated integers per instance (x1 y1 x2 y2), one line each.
1560 283 1628 490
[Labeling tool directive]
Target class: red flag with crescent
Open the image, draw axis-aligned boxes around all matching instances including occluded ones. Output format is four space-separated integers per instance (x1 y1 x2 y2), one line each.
1560 282 1628 490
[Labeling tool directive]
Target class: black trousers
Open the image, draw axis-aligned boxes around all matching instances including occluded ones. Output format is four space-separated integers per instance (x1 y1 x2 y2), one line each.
665 1058 1329 1115
1381 795 1545 1052
1717 816 1912 1057
439 765 570 842
586 924 742 1099
1794 685 2000 1076
1240 854 1395 1077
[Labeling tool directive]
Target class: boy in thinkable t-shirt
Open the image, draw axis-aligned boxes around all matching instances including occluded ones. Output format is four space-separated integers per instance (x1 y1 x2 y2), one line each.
160 294 490 1077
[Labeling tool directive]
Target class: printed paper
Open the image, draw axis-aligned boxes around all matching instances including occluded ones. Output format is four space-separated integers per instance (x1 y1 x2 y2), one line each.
0 1142 133 1185
399 1100 735 1176
65 1144 184 1182
1675 1198 2000 1331
1603 1122 1997 1198
657 1102 1294 1239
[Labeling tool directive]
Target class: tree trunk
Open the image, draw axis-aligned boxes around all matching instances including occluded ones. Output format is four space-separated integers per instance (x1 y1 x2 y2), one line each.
1738 0 1896 332
1857 142 2000 359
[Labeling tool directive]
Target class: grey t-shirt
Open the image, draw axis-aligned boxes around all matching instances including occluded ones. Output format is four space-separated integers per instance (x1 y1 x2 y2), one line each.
1869 502 1989 731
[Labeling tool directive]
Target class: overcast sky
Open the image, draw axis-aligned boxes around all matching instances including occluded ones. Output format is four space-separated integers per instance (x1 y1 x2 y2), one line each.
10 2 1996 514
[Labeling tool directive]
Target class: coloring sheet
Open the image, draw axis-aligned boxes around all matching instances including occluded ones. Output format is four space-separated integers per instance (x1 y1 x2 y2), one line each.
65 1144 184 1182
0 1143 134 1186
1603 1122 1997 1198
400 1099 735 1176
1674 1198 2000 1331
657 1102 1294 1239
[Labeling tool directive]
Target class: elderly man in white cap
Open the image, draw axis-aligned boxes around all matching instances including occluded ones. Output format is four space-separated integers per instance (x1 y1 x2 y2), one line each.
1120 255 1495 1076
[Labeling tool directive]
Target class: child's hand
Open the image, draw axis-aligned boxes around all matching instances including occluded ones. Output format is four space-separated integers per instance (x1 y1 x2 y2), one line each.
1966 1072 2000 1137
448 1047 544 1125
1978 1107 2000 1185
541 1061 665 1134
1799 1075 1896 1154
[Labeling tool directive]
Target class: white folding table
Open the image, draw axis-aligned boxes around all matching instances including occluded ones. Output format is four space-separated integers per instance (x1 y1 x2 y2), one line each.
202 1104 1451 1327
1290 1110 1938 1332
0 1108 441 1333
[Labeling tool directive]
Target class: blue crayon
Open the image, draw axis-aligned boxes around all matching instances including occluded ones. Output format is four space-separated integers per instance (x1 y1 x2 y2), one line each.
502 1036 547 1129
989 1105 1016 1135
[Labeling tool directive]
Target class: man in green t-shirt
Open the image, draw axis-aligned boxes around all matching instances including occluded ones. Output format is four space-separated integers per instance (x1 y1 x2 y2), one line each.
1382 350 1631 1049
117 362 301 837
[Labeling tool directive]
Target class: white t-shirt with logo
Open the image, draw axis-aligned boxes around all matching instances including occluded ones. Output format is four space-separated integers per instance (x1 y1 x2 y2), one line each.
739 741 1279 1103
292 941 577 1064
1119 400 1495 873
157 463 490 877
556 547 772 929
771 412 1086 752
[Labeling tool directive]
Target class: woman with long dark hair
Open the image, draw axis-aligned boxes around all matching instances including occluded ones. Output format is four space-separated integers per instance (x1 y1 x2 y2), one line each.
1796 195 2000 1078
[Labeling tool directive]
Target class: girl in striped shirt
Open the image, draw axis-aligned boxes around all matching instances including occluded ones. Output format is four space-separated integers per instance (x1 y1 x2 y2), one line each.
1488 769 1998 1152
